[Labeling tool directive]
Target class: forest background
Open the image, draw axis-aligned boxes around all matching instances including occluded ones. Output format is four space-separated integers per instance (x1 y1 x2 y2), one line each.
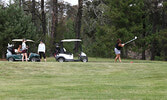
0 0 167 61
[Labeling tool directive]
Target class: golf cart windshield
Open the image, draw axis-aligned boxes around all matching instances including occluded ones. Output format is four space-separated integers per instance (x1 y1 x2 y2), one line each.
12 39 34 42
61 39 82 42
58 39 83 54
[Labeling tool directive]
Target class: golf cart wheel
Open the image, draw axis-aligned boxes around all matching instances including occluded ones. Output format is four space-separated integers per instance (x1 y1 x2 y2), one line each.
8 57 14 62
58 58 65 62
31 57 37 62
81 57 88 62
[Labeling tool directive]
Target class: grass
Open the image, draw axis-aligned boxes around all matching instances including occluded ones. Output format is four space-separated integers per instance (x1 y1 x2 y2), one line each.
0 57 167 100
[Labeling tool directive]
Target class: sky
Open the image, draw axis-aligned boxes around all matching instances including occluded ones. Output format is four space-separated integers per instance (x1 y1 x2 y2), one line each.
63 0 78 5
0 0 78 5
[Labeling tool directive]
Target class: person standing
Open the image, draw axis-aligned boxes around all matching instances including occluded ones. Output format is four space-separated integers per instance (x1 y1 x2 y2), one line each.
38 40 46 62
114 39 125 63
22 39 28 62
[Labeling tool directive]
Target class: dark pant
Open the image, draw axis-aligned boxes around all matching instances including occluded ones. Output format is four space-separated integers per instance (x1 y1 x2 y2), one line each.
22 49 27 53
39 52 46 59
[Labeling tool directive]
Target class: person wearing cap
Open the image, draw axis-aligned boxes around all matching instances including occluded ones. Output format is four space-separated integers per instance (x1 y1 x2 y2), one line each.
22 39 28 62
38 40 46 62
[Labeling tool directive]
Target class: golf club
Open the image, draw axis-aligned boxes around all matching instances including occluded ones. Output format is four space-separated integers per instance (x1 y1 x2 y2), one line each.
124 36 137 45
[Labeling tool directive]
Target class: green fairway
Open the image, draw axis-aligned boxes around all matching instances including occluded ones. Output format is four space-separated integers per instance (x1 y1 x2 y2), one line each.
0 58 167 100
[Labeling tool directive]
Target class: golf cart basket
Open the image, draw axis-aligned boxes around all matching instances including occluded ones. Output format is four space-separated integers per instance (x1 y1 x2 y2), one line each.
6 43 15 56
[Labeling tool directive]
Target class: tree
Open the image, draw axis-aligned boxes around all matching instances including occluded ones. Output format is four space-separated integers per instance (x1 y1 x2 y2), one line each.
144 0 163 60
75 0 83 52
0 4 38 58
19 0 22 7
100 0 144 58
51 0 58 41
41 0 46 35
32 0 36 23
158 1 167 61
82 0 108 39
159 29 167 60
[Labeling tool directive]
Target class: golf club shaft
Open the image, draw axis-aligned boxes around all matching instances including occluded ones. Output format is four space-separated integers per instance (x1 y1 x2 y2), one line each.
124 38 136 45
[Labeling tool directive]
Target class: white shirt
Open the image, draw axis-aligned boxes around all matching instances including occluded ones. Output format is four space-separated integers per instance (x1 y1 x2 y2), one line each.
38 43 46 53
22 42 26 50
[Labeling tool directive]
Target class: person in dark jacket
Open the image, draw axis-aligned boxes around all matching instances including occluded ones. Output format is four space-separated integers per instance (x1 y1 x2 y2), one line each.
114 39 125 62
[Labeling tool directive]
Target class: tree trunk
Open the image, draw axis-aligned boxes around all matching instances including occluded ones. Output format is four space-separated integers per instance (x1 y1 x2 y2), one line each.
21 0 25 8
142 50 146 60
51 0 58 54
165 49 167 61
41 0 46 35
142 15 146 60
151 1 158 60
75 0 83 52
1 49 5 59
19 0 21 8
32 0 36 23
162 8 165 29
2 52 5 59
151 40 156 60
162 4 167 61
51 0 58 39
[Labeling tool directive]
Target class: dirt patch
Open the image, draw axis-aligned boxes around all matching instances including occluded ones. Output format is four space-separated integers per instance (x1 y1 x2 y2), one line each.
0 59 7 61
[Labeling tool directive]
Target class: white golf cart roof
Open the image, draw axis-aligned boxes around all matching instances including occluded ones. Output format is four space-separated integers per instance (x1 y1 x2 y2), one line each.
12 39 34 42
61 39 82 42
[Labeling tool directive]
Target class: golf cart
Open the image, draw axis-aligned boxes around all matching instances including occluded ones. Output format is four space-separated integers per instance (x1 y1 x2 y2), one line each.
6 39 40 62
54 39 88 62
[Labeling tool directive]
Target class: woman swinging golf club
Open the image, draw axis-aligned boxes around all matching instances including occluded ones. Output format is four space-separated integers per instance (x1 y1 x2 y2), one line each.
114 36 137 62
114 39 125 63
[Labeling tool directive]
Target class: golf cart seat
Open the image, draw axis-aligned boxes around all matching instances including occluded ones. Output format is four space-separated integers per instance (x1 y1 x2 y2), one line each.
59 48 65 53
60 48 72 55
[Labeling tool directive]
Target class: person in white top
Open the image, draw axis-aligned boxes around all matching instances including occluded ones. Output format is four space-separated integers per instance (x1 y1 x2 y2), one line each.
22 39 28 62
38 40 46 62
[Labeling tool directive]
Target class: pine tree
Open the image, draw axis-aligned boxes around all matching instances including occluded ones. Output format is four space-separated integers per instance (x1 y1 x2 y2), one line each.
0 4 38 58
